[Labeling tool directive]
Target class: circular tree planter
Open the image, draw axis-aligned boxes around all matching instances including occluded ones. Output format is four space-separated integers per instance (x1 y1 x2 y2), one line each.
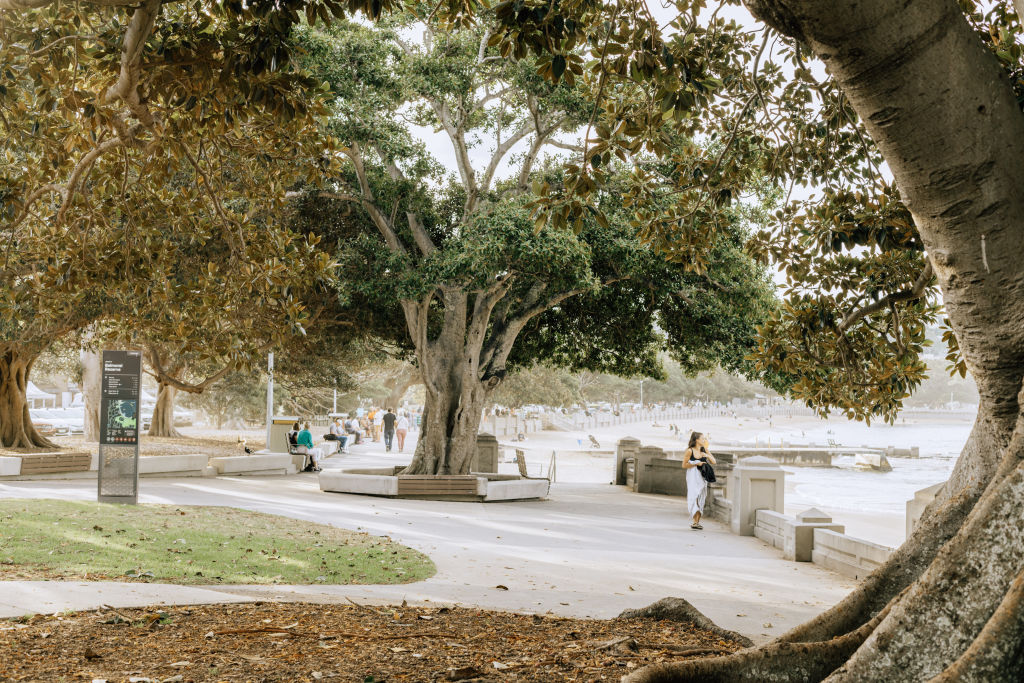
319 467 550 502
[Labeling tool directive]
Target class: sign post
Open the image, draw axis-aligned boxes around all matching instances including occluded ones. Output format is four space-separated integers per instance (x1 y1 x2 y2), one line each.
97 350 142 504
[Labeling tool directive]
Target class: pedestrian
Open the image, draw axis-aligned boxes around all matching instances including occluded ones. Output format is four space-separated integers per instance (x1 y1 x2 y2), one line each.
382 407 397 452
325 417 348 452
682 431 717 530
345 416 363 444
396 411 409 451
297 422 324 472
372 407 384 442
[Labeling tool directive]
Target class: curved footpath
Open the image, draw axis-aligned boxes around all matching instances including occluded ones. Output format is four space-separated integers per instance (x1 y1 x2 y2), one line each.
0 449 856 644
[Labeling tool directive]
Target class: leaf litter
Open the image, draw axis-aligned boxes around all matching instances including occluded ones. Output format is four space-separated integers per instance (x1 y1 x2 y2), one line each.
0 602 744 681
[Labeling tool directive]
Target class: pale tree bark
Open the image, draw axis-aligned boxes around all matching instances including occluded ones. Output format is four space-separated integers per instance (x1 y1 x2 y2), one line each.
80 346 102 442
384 365 420 411
625 0 1024 680
148 382 181 438
0 347 57 449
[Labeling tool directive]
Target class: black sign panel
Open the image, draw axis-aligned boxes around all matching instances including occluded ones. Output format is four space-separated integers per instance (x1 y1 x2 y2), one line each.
99 350 142 446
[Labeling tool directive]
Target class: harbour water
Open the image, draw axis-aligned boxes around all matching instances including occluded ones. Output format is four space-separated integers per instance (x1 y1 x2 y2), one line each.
529 410 976 548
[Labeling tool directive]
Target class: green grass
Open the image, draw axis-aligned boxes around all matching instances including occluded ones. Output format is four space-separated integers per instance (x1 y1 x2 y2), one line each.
0 500 435 585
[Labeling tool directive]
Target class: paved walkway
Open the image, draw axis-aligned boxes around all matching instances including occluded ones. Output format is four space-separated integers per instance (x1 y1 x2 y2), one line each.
0 457 855 643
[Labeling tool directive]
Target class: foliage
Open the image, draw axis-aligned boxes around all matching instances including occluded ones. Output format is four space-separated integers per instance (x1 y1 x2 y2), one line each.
0 0 341 361
421 0 1024 423
179 372 268 428
290 16 778 399
492 358 775 408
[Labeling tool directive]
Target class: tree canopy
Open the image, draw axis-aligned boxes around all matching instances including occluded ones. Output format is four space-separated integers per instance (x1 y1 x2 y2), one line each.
0 0 343 445
431 0 1024 680
288 15 779 474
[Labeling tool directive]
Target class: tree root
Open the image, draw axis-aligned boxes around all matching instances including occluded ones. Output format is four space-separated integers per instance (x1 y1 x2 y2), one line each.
618 597 753 648
825 413 1024 681
621 602 890 683
927 568 1024 682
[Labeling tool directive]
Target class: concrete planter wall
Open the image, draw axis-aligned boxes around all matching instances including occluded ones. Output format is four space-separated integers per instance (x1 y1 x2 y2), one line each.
320 469 549 502
209 453 296 476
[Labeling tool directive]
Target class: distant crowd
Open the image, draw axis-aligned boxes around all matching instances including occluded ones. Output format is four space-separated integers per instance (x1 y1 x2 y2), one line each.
286 406 421 471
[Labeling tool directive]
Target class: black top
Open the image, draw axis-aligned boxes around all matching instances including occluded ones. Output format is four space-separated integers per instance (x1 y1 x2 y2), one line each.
382 412 397 431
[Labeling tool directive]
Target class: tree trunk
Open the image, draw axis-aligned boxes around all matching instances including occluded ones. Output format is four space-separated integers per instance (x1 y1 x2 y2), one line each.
148 382 182 438
385 365 420 411
80 346 102 442
626 0 1024 680
403 352 489 475
0 348 57 449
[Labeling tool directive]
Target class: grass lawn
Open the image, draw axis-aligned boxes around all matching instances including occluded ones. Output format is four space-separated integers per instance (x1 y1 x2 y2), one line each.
0 500 434 585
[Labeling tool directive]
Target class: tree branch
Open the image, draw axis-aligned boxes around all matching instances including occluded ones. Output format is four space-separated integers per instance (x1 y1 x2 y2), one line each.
838 261 934 332
343 143 407 254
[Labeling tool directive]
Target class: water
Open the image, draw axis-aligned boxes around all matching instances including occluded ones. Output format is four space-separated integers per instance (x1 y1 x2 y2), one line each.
754 420 968 517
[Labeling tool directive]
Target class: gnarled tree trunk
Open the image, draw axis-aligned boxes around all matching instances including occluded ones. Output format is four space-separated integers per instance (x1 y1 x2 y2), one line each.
403 349 490 475
148 381 181 438
0 348 57 449
385 365 419 411
626 0 1024 680
80 346 102 442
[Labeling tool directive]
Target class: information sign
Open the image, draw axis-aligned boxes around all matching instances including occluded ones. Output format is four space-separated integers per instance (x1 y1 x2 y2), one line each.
97 350 142 503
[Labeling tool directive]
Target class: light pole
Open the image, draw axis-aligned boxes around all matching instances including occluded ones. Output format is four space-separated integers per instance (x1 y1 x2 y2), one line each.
639 378 644 408
265 352 274 450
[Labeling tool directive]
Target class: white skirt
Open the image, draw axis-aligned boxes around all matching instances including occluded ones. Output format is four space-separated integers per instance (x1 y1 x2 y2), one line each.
686 466 707 517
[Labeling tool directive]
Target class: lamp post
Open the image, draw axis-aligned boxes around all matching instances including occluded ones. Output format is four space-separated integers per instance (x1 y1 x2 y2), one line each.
265 352 274 450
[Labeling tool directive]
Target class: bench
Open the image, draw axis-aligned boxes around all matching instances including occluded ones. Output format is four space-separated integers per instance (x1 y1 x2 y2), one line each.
396 475 485 498
17 451 92 475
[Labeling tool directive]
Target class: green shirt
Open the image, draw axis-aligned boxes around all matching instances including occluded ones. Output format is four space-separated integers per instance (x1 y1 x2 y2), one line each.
297 429 314 448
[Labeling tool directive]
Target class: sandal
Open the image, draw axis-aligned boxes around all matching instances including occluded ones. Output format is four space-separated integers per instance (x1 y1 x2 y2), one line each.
690 523 703 530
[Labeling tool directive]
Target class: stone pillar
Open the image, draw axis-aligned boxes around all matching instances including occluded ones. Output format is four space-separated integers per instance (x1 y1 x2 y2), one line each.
786 507 845 562
633 445 664 493
473 433 500 473
615 436 642 485
906 481 944 538
730 455 785 536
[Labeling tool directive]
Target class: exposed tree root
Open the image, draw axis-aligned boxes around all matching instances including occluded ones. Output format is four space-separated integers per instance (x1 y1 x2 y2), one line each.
618 597 754 648
927 568 1024 682
824 404 1024 681
621 600 891 683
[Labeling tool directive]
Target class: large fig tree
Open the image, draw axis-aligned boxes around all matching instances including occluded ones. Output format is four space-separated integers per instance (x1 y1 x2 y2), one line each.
454 0 1024 679
291 16 779 475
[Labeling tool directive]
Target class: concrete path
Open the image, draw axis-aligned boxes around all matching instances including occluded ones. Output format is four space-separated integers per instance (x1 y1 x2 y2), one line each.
0 464 855 643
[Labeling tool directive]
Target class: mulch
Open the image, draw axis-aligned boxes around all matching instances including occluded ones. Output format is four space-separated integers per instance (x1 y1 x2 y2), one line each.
0 601 742 682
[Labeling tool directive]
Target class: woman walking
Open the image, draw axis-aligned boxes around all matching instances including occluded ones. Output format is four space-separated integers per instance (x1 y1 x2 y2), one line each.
683 432 716 529
395 411 409 452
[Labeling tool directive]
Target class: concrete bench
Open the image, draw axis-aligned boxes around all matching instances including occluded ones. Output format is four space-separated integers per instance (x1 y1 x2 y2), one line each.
6 452 92 476
396 475 486 498
139 454 210 477
209 453 295 476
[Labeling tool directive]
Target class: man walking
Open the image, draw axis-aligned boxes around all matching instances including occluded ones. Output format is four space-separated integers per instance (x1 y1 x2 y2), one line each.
382 407 397 453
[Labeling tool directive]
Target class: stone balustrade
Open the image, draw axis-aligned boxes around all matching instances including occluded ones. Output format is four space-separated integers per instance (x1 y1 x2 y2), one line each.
615 436 900 580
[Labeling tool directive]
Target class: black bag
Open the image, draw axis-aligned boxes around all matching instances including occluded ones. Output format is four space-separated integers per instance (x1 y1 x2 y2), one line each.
698 460 716 483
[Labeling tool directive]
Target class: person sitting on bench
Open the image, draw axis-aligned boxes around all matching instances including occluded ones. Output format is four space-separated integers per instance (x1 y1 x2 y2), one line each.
325 417 348 452
291 422 324 472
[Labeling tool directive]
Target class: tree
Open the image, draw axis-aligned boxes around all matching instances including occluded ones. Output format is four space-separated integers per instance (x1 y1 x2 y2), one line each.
463 0 1024 679
0 0 361 447
291 16 778 475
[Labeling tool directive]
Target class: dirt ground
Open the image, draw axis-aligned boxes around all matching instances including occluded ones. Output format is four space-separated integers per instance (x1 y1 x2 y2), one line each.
0 602 743 682
0 427 268 459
